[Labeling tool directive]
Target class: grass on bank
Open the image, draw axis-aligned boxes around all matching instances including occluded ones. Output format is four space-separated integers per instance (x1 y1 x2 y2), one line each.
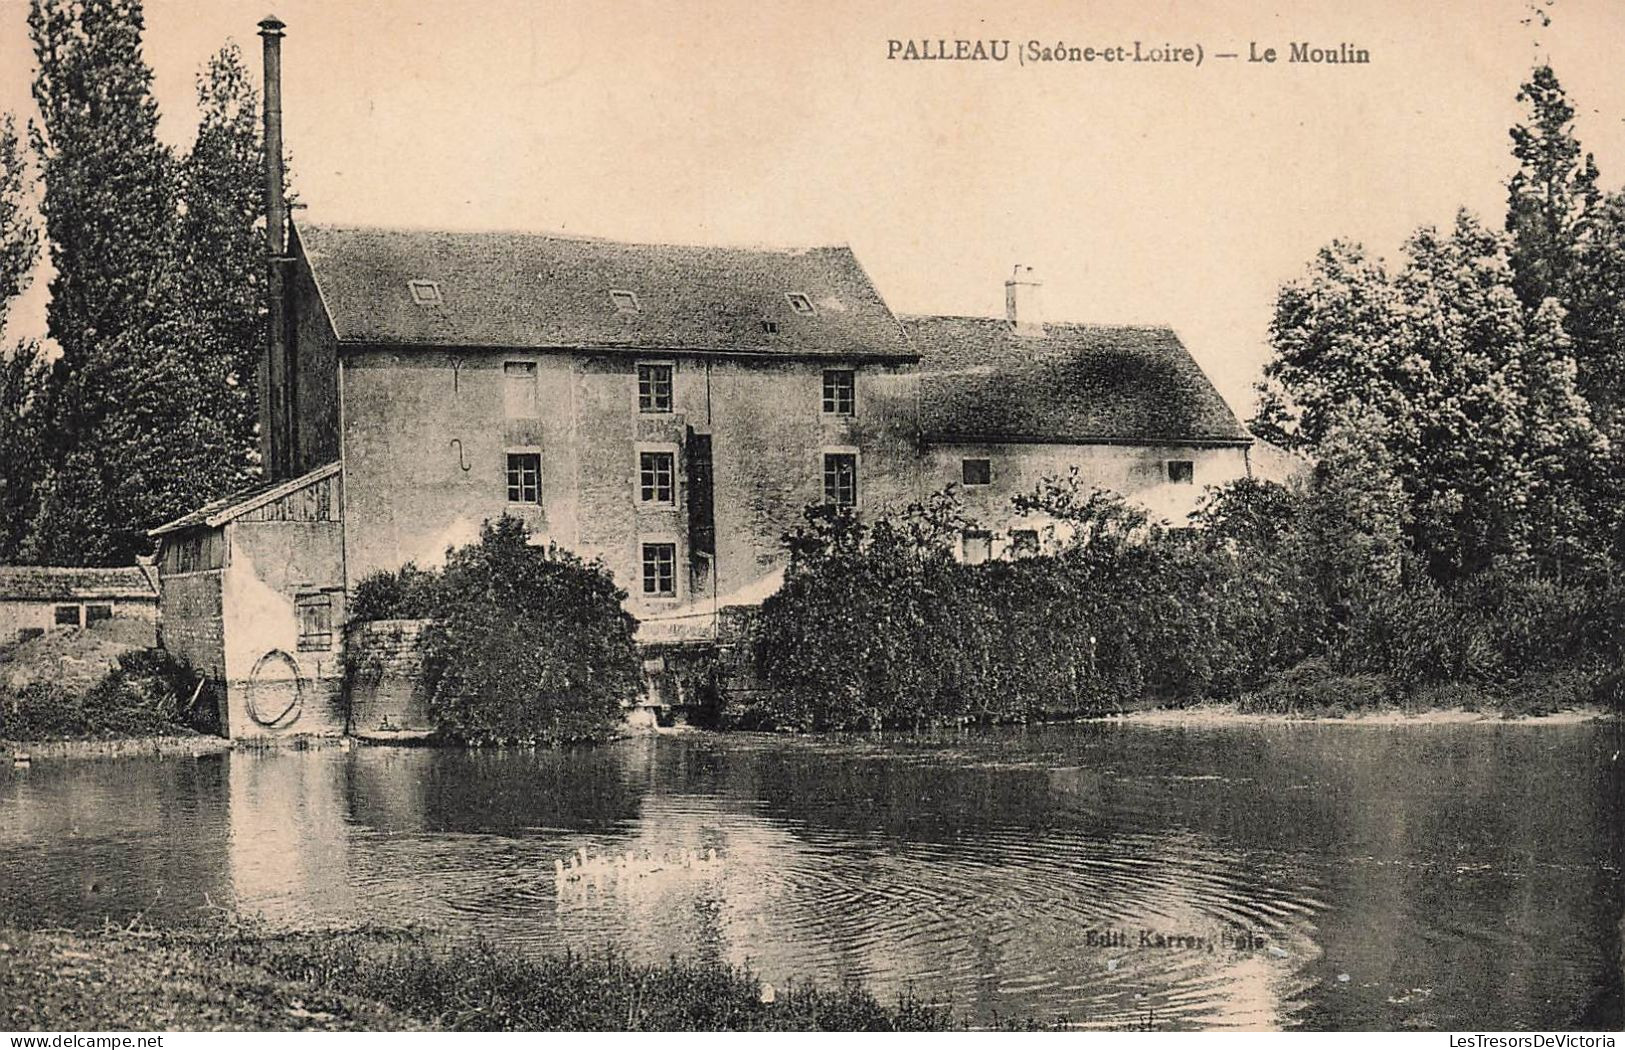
1233 659 1624 719
0 922 1015 1032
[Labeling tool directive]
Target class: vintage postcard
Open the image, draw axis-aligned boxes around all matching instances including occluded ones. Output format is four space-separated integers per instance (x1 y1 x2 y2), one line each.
0 0 1621 1038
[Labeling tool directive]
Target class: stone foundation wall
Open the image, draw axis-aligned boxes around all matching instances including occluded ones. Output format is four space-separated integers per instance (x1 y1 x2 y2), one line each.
345 618 433 735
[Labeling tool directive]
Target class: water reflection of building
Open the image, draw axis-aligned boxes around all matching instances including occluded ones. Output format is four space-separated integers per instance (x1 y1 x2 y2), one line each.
227 750 358 923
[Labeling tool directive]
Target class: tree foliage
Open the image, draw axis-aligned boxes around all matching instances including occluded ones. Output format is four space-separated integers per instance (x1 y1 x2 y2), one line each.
1255 211 1606 579
1506 65 1599 314
11 2 269 564
361 517 643 746
0 114 48 562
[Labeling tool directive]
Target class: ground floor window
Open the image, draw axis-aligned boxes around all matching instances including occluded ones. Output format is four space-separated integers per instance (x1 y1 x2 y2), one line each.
506 452 542 504
85 605 112 625
16 627 43 644
54 604 80 627
823 452 858 508
642 542 677 597
1009 529 1040 557
962 530 993 565
961 458 992 486
1167 460 1195 484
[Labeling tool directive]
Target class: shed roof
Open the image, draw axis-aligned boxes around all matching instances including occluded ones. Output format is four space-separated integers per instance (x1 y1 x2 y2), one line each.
906 315 1251 447
296 223 915 359
0 565 156 602
149 462 341 537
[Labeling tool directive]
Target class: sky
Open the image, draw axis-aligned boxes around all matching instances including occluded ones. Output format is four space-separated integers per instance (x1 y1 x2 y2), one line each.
2 0 1624 415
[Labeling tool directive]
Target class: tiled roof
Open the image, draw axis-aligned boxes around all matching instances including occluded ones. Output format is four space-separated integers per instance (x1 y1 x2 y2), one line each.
906 316 1251 446
149 462 341 537
0 565 156 601
296 223 915 359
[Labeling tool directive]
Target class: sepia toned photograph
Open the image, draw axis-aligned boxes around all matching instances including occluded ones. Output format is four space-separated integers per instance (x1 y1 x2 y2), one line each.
0 0 1621 1037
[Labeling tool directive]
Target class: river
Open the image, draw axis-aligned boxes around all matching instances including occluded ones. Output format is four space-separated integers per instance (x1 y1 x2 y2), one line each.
1 721 1620 1030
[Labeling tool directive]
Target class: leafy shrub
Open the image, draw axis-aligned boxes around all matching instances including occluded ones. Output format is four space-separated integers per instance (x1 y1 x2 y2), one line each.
1238 659 1393 715
350 562 444 622
418 517 641 745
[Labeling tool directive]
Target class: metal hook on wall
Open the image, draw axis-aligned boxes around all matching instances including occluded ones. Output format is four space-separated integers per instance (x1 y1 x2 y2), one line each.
449 438 472 473
450 357 462 394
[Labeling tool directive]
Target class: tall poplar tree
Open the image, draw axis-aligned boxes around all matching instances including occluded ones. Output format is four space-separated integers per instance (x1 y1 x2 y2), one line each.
178 42 267 484
1506 65 1599 313
24 0 180 564
0 114 48 562
24 3 269 564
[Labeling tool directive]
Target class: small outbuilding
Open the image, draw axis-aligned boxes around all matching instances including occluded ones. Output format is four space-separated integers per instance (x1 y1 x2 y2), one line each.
0 565 159 647
149 462 347 739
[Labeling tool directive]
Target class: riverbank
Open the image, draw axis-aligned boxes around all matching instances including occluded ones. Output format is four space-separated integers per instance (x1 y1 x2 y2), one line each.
2 734 231 761
1110 702 1618 728
0 923 978 1031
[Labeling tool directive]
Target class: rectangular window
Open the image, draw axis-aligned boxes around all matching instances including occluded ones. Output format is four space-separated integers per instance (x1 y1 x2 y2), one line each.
639 450 676 504
1009 529 1040 558
85 605 113 625
961 458 992 486
54 605 80 627
1167 460 1195 484
962 530 992 565
641 542 677 597
823 452 858 508
296 592 333 652
506 452 541 504
638 363 673 413
504 361 538 418
822 369 855 415
17 627 44 644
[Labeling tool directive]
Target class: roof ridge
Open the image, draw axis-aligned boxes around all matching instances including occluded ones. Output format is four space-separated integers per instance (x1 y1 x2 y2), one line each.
902 312 1175 332
296 218 852 257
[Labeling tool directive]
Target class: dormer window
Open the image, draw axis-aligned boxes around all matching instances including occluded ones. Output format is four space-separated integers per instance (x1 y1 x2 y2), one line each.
761 320 780 335
609 289 641 314
408 279 443 306
786 292 814 316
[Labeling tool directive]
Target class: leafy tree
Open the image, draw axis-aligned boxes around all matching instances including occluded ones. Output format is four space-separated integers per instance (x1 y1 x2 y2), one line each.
1257 212 1604 579
419 517 641 745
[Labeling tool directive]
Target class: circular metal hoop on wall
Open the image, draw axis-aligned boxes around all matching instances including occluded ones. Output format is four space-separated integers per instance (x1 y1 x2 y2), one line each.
246 649 304 729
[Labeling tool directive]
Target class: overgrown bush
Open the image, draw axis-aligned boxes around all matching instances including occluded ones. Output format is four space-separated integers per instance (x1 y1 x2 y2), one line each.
0 648 217 741
744 467 1619 730
1237 658 1394 716
396 517 642 745
745 481 1257 731
350 562 443 622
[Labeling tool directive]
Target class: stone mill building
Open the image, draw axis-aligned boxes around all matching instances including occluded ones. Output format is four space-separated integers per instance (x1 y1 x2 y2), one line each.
149 16 1268 739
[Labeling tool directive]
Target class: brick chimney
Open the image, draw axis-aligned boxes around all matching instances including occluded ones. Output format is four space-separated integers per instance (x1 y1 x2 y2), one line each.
1004 265 1043 337
259 14 288 478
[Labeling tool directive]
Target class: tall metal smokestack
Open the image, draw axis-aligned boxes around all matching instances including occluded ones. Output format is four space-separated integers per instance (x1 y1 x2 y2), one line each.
258 14 287 478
